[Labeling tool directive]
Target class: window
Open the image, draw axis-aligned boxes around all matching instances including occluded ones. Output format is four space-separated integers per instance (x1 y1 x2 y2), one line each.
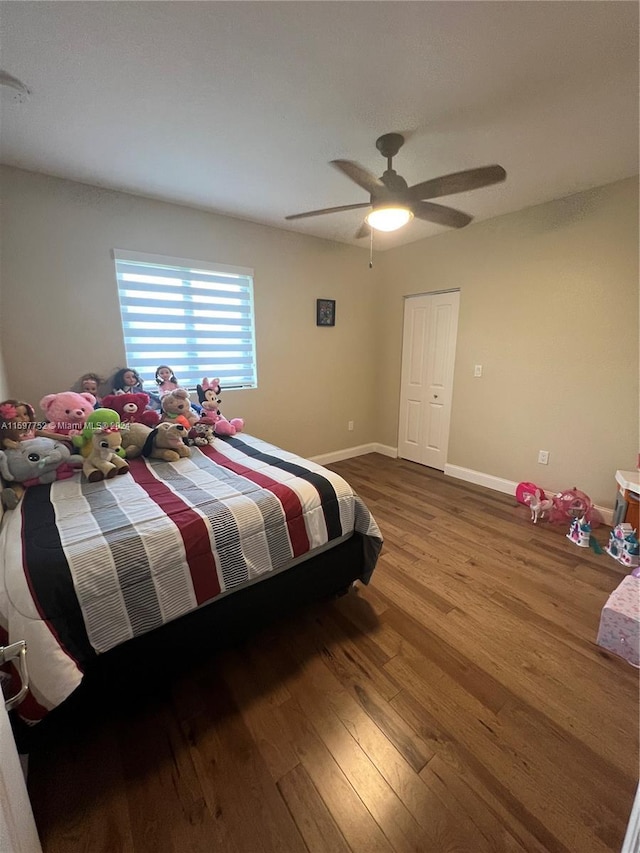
113 249 257 390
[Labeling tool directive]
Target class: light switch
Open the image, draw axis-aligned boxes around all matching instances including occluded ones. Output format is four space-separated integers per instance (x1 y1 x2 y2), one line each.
474 365 483 377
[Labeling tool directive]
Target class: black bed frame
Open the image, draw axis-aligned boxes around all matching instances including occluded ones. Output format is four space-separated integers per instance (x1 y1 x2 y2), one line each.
10 533 367 753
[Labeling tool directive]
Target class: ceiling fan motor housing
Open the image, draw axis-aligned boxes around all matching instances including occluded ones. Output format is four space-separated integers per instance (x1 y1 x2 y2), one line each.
375 133 405 159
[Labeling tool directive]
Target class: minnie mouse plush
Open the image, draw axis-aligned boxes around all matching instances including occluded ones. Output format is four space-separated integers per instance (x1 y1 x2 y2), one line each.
196 378 244 436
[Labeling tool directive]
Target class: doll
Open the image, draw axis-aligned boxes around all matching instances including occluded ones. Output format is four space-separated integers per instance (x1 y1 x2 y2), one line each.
112 367 163 412
0 400 38 448
77 372 104 407
112 367 145 395
0 400 36 509
155 365 179 396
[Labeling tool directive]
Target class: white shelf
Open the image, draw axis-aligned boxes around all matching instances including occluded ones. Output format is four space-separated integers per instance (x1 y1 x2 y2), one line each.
616 470 640 495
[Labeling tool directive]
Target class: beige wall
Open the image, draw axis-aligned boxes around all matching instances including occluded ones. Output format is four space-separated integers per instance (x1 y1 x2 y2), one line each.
378 177 639 506
0 167 380 459
0 348 8 402
1 166 637 508
0 350 7 401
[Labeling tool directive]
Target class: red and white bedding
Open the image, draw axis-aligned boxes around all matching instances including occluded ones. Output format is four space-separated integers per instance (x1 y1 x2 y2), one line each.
0 434 382 721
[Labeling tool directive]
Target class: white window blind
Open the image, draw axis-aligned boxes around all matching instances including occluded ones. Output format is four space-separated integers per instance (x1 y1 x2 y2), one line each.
113 250 257 390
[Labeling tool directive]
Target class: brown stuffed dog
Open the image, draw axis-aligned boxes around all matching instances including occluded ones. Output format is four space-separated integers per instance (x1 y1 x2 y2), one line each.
120 422 191 462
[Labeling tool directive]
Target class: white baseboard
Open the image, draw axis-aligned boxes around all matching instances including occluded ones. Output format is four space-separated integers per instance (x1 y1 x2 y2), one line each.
310 452 615 525
310 443 397 466
444 464 516 496
444 464 614 526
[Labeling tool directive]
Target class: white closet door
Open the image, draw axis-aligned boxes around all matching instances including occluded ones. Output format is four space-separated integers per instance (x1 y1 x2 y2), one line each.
398 290 459 471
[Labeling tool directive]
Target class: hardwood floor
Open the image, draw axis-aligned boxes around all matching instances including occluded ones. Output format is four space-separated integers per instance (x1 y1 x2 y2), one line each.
27 455 639 852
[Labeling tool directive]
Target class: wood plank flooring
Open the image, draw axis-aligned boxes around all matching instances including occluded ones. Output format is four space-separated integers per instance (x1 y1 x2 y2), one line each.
27 455 639 852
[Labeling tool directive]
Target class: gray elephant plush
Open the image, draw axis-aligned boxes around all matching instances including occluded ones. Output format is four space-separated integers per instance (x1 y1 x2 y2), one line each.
0 437 75 510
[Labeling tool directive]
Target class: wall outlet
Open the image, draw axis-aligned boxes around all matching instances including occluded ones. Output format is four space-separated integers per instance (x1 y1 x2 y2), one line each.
538 450 549 465
474 364 483 377
348 420 354 431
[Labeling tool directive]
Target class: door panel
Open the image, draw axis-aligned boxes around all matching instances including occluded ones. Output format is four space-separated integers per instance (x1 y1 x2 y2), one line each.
408 307 427 384
406 399 421 447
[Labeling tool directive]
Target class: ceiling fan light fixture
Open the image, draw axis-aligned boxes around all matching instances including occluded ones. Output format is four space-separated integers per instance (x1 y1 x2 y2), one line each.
365 205 413 232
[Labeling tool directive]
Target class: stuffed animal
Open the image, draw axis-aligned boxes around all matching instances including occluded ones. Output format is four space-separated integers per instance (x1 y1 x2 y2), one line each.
83 426 129 482
39 391 96 437
120 422 191 462
72 408 123 457
101 393 160 428
185 415 218 446
196 377 222 414
0 437 78 509
196 378 244 436
160 388 198 430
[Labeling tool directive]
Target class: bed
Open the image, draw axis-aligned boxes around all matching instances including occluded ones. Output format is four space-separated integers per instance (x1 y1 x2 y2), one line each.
0 433 382 727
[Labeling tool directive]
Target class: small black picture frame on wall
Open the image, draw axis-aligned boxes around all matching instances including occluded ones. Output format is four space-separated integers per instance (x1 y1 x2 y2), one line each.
316 298 336 327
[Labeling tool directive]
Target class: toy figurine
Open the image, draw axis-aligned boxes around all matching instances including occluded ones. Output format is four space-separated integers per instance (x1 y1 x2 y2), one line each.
606 523 640 568
567 515 591 548
155 365 179 396
524 489 553 524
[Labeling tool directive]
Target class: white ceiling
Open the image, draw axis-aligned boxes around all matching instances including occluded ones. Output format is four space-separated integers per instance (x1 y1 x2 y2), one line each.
1 1 638 250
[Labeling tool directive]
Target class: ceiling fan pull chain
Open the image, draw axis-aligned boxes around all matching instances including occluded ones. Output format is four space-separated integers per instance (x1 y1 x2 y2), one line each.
369 228 374 268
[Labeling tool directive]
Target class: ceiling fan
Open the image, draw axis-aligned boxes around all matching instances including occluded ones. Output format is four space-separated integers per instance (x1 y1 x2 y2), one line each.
285 133 506 238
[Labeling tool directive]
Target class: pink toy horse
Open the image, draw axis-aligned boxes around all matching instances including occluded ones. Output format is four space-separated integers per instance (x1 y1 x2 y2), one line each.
525 489 554 524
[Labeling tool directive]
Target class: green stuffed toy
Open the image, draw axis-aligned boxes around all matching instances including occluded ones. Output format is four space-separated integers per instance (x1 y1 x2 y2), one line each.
73 408 124 457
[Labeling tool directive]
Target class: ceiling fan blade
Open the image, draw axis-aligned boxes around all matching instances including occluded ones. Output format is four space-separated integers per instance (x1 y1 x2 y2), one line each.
408 165 506 201
285 202 371 221
412 201 473 229
355 222 371 239
331 160 386 195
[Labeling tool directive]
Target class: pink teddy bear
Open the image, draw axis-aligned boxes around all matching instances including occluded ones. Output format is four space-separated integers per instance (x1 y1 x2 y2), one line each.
39 391 96 437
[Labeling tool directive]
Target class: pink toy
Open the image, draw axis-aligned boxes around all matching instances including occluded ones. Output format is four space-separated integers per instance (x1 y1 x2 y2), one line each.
196 377 244 436
524 488 554 524
39 391 96 436
101 392 160 428
516 481 546 506
548 488 599 527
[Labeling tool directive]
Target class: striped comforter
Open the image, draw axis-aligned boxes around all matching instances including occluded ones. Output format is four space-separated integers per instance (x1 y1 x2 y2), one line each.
0 434 382 721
